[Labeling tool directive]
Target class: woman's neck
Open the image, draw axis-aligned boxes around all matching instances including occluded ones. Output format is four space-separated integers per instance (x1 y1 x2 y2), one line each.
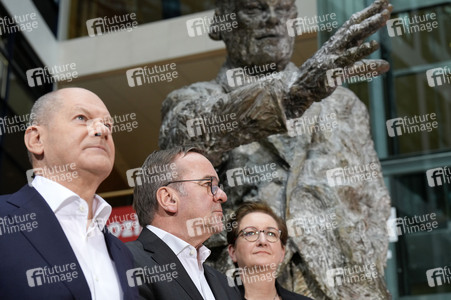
241 272 278 300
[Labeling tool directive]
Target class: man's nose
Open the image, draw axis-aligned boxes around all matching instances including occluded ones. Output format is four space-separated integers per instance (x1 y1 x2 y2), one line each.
214 186 227 203
88 118 111 137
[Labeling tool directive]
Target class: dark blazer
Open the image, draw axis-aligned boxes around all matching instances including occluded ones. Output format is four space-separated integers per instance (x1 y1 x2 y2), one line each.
0 185 139 300
237 277 313 300
126 227 241 300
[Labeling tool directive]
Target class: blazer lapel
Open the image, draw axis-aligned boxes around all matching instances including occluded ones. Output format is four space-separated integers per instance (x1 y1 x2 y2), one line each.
104 231 134 299
204 266 228 300
138 228 204 300
6 185 91 299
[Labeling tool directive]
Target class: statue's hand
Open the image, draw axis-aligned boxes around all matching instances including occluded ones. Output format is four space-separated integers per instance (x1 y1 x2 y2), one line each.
287 0 392 117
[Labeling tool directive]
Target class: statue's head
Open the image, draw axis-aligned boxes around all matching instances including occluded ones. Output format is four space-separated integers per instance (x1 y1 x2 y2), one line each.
210 0 297 72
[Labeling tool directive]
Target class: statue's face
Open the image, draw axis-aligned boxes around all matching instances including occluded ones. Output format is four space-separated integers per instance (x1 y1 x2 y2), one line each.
222 0 297 71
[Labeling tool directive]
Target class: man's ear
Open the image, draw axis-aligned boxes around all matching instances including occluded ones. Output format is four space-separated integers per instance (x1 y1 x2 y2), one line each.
156 186 178 214
208 9 224 41
228 244 237 263
24 125 44 157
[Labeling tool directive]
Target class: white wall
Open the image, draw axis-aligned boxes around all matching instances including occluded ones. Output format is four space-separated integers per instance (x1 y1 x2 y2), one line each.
2 0 317 77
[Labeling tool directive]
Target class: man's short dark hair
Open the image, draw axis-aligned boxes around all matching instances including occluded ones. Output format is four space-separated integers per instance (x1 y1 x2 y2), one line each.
133 146 203 227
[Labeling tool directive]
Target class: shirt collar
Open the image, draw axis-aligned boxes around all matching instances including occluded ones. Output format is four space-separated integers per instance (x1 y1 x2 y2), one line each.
197 244 211 264
146 225 211 261
92 194 112 231
32 175 112 230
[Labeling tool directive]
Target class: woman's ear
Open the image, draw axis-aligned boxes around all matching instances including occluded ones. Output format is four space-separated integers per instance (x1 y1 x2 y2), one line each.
227 244 237 263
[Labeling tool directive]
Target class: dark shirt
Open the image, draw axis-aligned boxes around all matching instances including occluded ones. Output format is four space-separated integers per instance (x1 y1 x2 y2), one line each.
237 279 314 300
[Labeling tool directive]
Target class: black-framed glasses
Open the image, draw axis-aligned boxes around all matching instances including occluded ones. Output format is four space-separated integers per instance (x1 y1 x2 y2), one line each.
238 226 282 243
164 176 223 196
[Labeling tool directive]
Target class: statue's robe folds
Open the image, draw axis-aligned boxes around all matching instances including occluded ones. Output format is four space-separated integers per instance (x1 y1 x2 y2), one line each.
159 62 391 300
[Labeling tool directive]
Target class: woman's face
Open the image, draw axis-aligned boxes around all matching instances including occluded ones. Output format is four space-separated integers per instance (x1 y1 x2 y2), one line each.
228 212 285 269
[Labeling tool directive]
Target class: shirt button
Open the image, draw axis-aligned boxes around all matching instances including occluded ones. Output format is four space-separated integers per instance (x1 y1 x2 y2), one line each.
190 249 196 256
79 205 85 212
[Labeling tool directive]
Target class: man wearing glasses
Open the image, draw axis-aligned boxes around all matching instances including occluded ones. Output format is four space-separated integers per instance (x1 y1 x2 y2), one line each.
127 147 241 300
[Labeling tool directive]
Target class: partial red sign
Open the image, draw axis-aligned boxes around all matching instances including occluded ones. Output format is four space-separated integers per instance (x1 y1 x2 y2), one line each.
106 205 141 242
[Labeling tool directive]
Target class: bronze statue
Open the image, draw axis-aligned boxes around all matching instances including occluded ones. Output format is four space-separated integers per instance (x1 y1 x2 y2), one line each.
159 0 393 299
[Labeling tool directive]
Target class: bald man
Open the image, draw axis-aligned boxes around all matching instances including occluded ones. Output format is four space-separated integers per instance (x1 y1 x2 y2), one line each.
0 88 138 299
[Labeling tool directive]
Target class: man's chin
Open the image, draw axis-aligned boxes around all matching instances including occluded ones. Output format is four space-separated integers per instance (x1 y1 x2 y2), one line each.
81 160 113 178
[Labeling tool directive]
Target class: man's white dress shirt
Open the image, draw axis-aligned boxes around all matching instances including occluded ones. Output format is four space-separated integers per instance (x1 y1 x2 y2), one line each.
147 225 216 300
33 176 122 300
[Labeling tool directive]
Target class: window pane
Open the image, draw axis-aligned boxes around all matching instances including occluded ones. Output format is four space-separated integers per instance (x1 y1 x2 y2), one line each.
387 73 451 156
391 5 451 70
67 0 216 39
390 172 450 296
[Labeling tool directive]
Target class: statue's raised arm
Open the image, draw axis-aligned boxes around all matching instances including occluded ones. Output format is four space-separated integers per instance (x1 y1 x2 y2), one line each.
289 0 392 116
160 0 392 162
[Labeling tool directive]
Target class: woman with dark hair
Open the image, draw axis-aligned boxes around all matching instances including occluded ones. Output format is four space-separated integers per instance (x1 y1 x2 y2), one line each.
226 202 313 300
